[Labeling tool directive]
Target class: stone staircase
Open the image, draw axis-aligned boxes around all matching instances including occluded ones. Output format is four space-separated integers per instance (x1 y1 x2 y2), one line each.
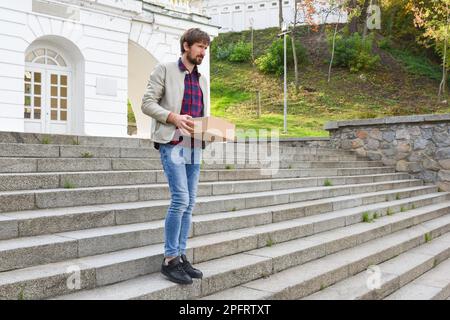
0 133 449 300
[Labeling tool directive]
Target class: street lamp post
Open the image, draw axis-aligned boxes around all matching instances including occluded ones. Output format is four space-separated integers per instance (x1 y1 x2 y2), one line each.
278 22 291 134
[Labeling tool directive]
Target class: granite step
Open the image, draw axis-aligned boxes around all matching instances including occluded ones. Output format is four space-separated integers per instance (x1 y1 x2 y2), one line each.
384 257 450 300
0 178 423 212
0 166 407 191
46 205 450 300
0 196 448 300
304 233 450 300
0 143 359 160
0 184 441 240
200 214 450 300
0 185 437 273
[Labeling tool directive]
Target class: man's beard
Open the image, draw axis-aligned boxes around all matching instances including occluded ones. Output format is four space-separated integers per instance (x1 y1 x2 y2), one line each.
187 52 204 65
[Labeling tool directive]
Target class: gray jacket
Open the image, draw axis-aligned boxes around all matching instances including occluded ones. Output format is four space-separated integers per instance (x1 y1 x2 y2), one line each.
141 61 209 143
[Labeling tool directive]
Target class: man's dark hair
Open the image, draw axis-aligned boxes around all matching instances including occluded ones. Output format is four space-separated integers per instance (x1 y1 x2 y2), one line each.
180 28 210 54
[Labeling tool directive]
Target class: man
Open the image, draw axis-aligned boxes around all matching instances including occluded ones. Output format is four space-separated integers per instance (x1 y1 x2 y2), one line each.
141 28 210 285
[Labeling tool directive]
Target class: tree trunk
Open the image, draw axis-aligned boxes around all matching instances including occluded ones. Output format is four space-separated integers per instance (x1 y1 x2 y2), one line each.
348 0 359 33
328 11 342 83
279 0 284 29
438 1 449 102
292 2 299 92
363 0 373 39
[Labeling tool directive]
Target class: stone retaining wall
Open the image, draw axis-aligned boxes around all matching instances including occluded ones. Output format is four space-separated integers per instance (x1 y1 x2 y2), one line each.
325 114 450 191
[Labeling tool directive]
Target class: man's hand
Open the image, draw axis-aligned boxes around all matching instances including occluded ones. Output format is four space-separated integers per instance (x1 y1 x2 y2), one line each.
167 113 195 136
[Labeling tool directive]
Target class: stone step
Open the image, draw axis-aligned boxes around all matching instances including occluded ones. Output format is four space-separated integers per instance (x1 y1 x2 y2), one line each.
384 257 450 300
0 165 407 191
200 214 450 300
1 196 448 300
47 205 450 300
0 132 329 150
0 187 444 274
0 184 441 240
1 156 369 169
304 233 450 300
0 143 358 159
0 177 422 213
0 158 383 174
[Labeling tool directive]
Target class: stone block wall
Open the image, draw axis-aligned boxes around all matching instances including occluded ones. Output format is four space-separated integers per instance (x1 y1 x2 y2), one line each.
325 114 450 191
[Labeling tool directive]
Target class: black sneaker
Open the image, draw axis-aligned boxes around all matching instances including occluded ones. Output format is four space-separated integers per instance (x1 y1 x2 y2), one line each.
180 254 203 279
161 256 193 285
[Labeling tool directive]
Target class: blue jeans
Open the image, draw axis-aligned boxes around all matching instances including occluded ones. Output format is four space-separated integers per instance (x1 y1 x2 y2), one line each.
159 143 202 257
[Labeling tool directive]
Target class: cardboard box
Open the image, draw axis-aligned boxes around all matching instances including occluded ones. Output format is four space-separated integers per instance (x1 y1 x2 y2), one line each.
192 116 236 142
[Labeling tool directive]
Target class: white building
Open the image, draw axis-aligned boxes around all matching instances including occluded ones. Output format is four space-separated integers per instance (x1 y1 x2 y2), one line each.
200 0 347 33
0 0 219 138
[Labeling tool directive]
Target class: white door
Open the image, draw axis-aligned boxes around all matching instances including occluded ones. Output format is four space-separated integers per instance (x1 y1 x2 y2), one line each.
24 48 71 134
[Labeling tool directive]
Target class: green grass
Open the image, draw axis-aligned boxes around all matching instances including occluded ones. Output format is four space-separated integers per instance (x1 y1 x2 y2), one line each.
81 152 93 158
425 233 432 243
225 164 235 170
386 47 450 82
41 136 51 144
323 179 333 187
400 206 407 213
362 212 374 223
17 287 25 300
387 208 394 216
210 28 449 138
63 181 76 189
266 238 274 247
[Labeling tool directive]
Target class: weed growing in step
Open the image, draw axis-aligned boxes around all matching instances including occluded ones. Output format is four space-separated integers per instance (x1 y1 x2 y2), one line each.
386 208 394 216
266 238 274 247
324 179 333 187
425 233 432 243
64 181 76 189
362 212 374 223
41 136 51 144
81 152 93 158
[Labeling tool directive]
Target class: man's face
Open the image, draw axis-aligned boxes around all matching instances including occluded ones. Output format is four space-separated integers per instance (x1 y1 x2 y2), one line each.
184 42 208 65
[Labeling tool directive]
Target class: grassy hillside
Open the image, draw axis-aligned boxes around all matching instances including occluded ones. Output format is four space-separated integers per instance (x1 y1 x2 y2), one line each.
210 27 450 138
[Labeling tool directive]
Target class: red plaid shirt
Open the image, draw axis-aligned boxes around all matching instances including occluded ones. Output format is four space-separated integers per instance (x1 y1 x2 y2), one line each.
154 58 205 150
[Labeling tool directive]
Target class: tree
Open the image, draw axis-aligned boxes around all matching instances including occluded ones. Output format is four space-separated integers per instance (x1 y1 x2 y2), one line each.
327 1 345 82
409 0 450 101
290 0 319 92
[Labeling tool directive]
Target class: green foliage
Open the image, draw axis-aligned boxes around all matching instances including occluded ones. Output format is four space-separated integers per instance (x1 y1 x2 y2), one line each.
425 232 432 243
41 136 51 144
328 32 380 72
386 47 449 82
128 100 136 124
229 41 252 63
255 36 307 76
215 43 235 61
63 181 76 189
362 212 374 223
323 179 333 187
81 152 93 158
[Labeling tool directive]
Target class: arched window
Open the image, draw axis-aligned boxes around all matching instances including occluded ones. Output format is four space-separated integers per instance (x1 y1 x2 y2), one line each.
25 48 67 67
